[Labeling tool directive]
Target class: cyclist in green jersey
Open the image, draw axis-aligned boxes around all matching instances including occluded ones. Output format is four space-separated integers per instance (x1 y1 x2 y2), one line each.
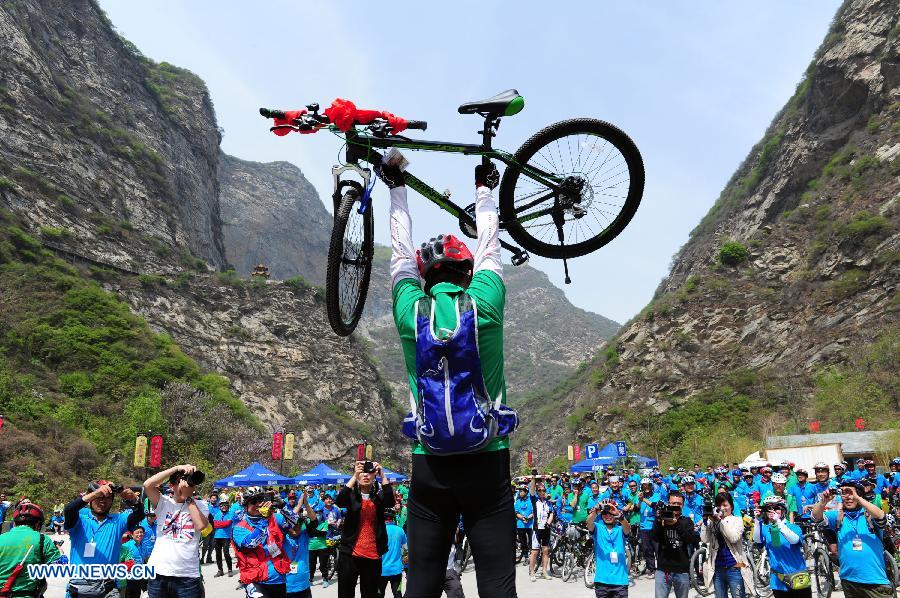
379 153 515 598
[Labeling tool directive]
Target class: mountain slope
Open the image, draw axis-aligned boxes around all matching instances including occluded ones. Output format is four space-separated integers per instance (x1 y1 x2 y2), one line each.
520 0 900 466
0 0 408 503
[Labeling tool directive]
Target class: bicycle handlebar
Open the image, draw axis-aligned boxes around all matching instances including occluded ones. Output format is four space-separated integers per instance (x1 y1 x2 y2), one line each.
259 107 426 132
259 107 285 119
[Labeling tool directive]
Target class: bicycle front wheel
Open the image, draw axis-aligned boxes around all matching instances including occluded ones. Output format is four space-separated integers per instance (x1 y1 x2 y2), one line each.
583 555 595 589
325 182 373 336
499 118 644 259
812 547 833 598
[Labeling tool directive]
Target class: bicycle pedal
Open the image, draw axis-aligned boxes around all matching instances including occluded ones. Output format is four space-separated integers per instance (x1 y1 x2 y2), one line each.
511 250 529 266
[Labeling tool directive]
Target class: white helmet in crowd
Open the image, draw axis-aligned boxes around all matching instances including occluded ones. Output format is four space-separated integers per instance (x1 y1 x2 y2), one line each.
771 473 787 484
762 495 787 511
682 476 695 484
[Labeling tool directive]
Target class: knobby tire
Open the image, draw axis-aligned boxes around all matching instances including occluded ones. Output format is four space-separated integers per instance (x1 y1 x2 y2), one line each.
325 182 373 336
499 118 644 259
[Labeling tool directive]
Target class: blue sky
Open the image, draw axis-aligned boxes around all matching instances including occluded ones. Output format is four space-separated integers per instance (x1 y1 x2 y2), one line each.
100 1 841 323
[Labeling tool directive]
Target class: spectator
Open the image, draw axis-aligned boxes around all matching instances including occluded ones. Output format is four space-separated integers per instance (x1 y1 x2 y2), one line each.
336 461 394 598
700 493 752 598
65 481 144 597
0 502 62 597
651 491 694 598
528 476 554 582
283 489 325 598
755 495 809 598
812 481 889 598
209 498 235 577
637 478 660 578
50 508 65 534
143 464 210 598
587 500 631 598
379 512 408 598
122 526 151 598
513 486 533 563
233 486 299 598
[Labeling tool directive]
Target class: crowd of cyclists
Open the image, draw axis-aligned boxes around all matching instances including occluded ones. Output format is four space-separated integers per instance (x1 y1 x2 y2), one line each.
0 456 898 598
511 457 900 598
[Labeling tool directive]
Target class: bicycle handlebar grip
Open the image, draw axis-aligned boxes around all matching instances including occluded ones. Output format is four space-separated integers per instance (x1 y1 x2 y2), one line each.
259 107 286 119
406 120 427 131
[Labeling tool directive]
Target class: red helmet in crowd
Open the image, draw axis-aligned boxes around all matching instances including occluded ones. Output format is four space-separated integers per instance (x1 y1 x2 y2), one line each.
13 501 44 523
416 234 474 279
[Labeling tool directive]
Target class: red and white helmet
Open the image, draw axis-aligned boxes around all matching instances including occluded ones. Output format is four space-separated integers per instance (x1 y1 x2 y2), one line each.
13 501 44 523
416 234 474 279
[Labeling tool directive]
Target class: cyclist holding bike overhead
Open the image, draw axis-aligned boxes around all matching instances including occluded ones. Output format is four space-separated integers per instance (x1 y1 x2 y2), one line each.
378 151 518 598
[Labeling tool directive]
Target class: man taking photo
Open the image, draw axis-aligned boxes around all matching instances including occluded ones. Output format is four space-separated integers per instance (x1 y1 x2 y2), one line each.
651 491 695 598
65 481 144 598
587 500 631 598
143 464 210 598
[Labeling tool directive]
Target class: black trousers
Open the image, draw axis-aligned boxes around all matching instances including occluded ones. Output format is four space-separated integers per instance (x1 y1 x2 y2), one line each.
406 449 515 598
337 554 382 598
201 532 214 562
379 573 404 598
255 583 287 598
309 548 327 581
516 528 530 560
214 537 232 572
640 529 657 572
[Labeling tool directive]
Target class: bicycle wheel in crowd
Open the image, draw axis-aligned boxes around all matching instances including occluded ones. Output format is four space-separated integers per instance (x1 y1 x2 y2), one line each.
885 550 899 598
561 549 575 582
583 556 595 589
499 118 644 259
689 545 711 597
812 547 833 598
325 181 373 336
755 546 771 587
324 549 338 582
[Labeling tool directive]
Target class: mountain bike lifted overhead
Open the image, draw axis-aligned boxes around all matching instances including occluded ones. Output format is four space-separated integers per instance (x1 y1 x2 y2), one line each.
261 90 644 336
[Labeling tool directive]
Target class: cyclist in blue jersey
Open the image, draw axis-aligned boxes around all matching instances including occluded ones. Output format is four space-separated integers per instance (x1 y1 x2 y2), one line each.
790 469 817 520
680 477 704 529
890 458 900 494
861 460 888 497
811 463 838 499
754 466 774 498
637 478 659 578
833 462 851 485
514 486 533 563
850 460 866 480
734 471 755 514
605 476 630 510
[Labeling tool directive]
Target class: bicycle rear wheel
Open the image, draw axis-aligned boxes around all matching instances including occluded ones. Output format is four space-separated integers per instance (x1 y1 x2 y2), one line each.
499 118 644 259
325 181 373 336
690 546 711 596
561 549 575 582
885 550 899 598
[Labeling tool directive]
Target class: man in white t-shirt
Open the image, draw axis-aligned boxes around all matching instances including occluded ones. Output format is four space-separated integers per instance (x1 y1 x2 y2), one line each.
143 464 210 597
528 475 555 582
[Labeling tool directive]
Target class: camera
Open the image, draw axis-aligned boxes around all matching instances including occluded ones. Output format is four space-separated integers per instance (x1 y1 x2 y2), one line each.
659 504 681 523
643 489 653 497
362 461 375 474
169 470 206 487
703 499 715 518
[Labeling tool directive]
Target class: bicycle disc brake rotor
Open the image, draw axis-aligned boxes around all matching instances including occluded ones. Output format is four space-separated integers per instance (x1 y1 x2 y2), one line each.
560 175 592 216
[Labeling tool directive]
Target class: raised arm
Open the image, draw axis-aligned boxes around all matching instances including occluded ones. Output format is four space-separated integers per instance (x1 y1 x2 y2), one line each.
472 163 502 277
377 156 419 288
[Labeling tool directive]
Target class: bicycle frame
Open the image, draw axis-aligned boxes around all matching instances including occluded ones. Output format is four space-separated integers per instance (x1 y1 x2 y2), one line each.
329 115 566 260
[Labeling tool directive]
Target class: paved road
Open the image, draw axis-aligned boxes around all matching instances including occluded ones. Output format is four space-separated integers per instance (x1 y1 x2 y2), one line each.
43 535 846 598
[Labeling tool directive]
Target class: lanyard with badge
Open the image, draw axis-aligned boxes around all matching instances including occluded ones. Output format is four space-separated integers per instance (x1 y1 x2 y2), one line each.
604 526 620 564
845 511 866 552
84 516 111 558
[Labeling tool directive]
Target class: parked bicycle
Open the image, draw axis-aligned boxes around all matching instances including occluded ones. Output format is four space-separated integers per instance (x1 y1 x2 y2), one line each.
261 90 644 335
800 520 835 598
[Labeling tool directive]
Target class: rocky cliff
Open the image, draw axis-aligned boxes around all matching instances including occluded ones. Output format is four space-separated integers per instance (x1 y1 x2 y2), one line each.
0 0 408 487
522 0 900 466
219 153 331 283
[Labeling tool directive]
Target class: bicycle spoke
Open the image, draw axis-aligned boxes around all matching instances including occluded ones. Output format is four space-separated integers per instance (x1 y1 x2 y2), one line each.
513 129 632 250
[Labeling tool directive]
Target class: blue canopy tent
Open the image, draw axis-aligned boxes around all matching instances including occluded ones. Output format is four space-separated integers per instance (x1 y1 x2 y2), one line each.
569 443 658 472
214 462 297 488
381 468 408 483
296 463 350 485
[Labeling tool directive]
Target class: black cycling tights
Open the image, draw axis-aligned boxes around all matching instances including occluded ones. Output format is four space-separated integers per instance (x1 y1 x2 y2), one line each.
406 449 516 598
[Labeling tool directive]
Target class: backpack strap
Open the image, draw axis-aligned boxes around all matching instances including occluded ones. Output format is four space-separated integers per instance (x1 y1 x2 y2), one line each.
39 531 45 562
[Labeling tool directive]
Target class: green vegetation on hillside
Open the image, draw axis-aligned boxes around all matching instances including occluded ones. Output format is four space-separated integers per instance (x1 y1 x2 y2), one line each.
0 208 262 505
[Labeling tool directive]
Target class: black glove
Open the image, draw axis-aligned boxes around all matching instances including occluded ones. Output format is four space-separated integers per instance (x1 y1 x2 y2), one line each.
475 162 499 189
376 163 405 189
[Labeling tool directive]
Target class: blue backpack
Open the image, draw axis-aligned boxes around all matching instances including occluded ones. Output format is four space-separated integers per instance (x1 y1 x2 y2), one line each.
401 293 517 455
